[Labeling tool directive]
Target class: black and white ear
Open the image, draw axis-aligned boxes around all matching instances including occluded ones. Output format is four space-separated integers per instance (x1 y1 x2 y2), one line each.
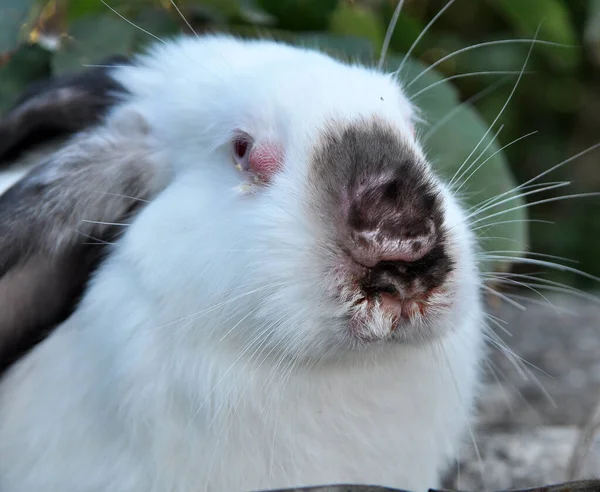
0 107 169 376
0 55 130 166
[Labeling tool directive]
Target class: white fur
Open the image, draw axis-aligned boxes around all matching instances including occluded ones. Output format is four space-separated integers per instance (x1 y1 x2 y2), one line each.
0 35 484 492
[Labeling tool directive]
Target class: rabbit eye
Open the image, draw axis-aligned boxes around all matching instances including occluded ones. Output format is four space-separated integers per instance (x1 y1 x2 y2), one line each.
232 131 254 172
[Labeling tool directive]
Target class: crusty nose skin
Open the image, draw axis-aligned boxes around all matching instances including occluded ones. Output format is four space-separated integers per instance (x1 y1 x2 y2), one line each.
346 177 439 268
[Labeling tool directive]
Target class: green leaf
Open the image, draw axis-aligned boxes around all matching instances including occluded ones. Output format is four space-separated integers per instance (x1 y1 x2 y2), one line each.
378 2 427 61
294 32 375 61
66 0 163 21
257 0 338 32
51 10 179 76
190 0 240 18
0 43 52 112
329 2 385 52
487 0 581 70
66 0 110 22
0 0 37 53
584 0 600 66
237 0 276 25
131 8 180 49
385 16 427 60
51 14 138 76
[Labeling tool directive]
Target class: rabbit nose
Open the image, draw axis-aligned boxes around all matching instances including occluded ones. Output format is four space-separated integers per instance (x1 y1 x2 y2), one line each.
345 178 439 268
348 220 436 268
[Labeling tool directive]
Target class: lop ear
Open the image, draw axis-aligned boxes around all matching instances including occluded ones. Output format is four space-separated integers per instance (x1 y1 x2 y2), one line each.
0 109 169 376
0 55 130 165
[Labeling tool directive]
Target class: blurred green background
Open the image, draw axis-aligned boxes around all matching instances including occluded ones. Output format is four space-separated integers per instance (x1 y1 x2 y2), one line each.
1 0 599 291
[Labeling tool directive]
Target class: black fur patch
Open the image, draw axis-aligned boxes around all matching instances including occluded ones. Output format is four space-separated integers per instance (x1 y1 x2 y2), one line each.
0 101 164 379
311 119 453 294
0 235 125 376
0 55 131 165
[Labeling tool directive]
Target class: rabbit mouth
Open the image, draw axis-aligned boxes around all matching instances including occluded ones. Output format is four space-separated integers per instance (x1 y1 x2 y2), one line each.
343 285 453 342
328 252 455 342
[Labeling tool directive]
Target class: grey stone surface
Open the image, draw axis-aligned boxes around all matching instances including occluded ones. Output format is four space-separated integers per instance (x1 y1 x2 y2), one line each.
449 293 600 490
480 293 600 429
451 427 600 491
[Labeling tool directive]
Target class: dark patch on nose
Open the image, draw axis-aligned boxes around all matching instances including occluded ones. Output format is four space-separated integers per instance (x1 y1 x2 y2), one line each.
362 245 454 298
310 119 453 294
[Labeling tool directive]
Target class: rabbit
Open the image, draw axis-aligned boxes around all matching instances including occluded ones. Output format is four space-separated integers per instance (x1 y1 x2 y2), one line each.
0 34 484 492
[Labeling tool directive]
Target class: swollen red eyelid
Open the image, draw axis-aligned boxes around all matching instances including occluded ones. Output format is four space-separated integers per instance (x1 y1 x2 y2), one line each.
249 143 283 183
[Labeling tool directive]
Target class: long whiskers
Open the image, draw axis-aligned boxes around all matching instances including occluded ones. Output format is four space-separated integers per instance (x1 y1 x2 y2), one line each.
422 77 509 143
409 70 531 102
395 0 456 77
168 0 200 39
378 0 406 70
81 219 131 227
483 256 600 284
482 283 526 310
468 181 568 216
148 281 285 332
406 37 573 90
101 0 168 45
450 124 506 190
454 130 539 194
471 192 600 228
448 29 539 192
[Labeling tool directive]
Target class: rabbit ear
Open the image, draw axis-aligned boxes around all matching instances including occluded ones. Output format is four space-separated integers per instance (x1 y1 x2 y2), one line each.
0 56 130 166
0 110 170 376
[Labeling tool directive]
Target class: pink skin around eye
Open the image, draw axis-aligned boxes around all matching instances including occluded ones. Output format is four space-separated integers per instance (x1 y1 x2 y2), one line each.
248 143 283 183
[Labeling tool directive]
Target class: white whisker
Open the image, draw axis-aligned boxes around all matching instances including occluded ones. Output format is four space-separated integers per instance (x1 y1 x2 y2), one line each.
409 70 530 101
484 256 600 284
454 131 539 194
407 36 571 90
519 142 600 189
482 283 526 310
472 218 554 232
378 0 406 70
92 190 149 203
396 0 456 76
484 328 555 384
472 192 600 227
83 64 132 69
483 312 512 337
101 0 168 45
75 230 114 245
467 182 571 221
169 0 200 39
480 250 578 264
488 272 600 304
423 77 508 142
486 277 558 314
448 30 539 191
468 181 569 220
450 124 505 190
81 219 131 227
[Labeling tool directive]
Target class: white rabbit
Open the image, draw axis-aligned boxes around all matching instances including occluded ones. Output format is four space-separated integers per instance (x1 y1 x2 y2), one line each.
0 35 484 492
